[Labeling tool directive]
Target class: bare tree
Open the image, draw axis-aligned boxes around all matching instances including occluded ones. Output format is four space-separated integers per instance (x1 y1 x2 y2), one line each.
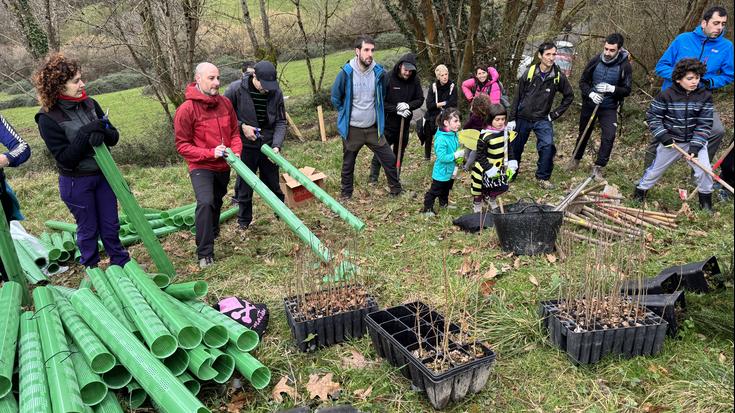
0 0 49 58
291 0 342 96
240 0 260 53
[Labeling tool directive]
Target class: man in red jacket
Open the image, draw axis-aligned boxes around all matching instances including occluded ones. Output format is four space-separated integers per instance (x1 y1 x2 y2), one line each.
175 62 242 268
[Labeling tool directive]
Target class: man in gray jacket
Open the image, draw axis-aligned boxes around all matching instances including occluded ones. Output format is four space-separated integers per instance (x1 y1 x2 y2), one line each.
225 61 287 229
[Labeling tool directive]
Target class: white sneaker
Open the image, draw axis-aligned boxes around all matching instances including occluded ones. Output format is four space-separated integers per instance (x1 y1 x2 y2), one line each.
473 202 483 213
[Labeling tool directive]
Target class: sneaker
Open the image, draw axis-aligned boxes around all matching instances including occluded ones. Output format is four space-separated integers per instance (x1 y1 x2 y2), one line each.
566 159 580 171
340 192 352 200
237 222 249 231
420 208 436 217
591 165 605 181
537 179 555 190
389 189 403 198
472 202 483 213
198 256 214 269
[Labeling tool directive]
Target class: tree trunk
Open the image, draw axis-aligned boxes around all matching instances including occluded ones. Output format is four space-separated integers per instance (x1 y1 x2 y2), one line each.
43 0 59 52
291 0 317 95
420 0 440 64
257 0 277 62
459 0 481 80
1 0 49 59
240 0 261 53
182 0 202 73
678 0 708 34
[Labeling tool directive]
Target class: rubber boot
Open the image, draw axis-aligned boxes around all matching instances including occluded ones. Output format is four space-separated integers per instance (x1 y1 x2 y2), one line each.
633 187 647 202
698 192 712 212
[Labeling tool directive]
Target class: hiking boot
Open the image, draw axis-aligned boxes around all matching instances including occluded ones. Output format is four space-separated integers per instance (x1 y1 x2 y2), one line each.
199 256 214 269
389 189 403 198
472 201 483 213
591 165 604 181
536 179 555 190
566 159 580 171
237 222 249 231
339 192 352 200
419 207 436 217
632 187 647 202
698 192 713 212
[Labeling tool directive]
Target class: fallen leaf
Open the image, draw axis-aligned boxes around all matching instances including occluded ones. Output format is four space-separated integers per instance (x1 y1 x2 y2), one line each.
546 254 557 263
691 230 707 237
529 275 539 287
480 279 496 296
513 257 521 269
341 350 369 369
306 373 341 401
226 392 246 413
271 376 297 403
641 403 669 413
353 386 373 400
482 263 498 279
500 264 511 273
719 352 727 364
302 333 318 343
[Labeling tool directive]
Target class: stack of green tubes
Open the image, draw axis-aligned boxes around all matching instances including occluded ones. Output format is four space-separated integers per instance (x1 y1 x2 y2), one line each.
18 311 52 413
0 282 22 400
13 240 48 285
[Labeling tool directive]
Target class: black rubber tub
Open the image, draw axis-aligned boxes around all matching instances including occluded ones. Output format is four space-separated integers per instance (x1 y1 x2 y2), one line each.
366 302 496 410
284 286 378 352
539 299 668 365
491 202 563 255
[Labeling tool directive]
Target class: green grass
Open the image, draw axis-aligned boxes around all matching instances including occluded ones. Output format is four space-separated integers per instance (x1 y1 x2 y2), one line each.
4 49 733 412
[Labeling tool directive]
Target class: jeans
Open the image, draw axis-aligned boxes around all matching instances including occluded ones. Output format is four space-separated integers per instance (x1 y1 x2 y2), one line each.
234 146 284 226
190 169 230 259
341 125 401 197
512 118 556 180
575 105 618 167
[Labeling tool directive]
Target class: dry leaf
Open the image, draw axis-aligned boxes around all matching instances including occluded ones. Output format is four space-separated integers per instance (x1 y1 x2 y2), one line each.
306 373 341 401
341 350 369 369
529 275 539 287
353 386 373 401
513 257 521 269
226 392 246 413
719 352 727 364
482 263 498 279
641 403 669 413
459 257 479 276
500 264 512 273
546 254 557 263
271 376 297 403
480 279 496 296
691 230 707 237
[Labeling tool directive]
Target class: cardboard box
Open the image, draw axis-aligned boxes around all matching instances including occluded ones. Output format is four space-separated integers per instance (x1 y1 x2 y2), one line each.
279 166 327 208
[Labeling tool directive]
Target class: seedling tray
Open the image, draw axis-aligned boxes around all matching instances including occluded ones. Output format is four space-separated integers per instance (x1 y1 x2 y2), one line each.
284 286 378 352
621 256 722 295
366 301 495 410
639 291 686 337
540 299 668 365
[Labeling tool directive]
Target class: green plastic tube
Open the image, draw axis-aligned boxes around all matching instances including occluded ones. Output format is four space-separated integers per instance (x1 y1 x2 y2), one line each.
163 295 227 348
0 282 22 398
46 262 60 274
18 311 52 413
50 289 115 374
208 348 235 384
149 273 171 289
13 241 48 285
0 394 17 413
100 364 131 390
61 231 76 252
0 204 30 305
124 260 201 349
53 286 76 298
39 233 62 262
124 381 146 409
186 346 217 381
32 287 85 413
50 233 70 262
160 203 196 219
68 343 107 406
17 239 47 268
184 300 259 352
118 225 180 247
86 268 135 333
164 281 208 300
261 144 365 231
69 289 210 413
93 145 176 277
176 372 200 396
225 148 332 263
44 220 77 233
92 393 123 413
79 277 92 290
105 266 176 358
163 348 190 376
147 219 167 230
190 207 238 233
225 346 271 390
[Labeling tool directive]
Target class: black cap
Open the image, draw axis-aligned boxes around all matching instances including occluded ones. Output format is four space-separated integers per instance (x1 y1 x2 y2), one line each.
402 62 417 71
254 61 279 91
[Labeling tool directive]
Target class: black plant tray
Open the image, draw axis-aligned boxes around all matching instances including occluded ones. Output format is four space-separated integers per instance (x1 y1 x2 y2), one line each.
284 287 378 352
365 301 496 410
621 256 722 295
540 299 668 365
640 291 686 337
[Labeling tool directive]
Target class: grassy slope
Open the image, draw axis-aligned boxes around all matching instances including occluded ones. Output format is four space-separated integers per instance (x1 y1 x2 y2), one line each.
4 50 733 412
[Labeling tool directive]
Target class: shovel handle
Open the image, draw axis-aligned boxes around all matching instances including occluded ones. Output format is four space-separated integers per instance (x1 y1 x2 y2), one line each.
672 144 734 193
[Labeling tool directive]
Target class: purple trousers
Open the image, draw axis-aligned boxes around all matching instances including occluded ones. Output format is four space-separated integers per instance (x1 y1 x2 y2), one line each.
59 174 130 267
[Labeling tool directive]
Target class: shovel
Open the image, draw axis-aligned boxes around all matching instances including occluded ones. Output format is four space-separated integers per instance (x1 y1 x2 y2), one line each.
672 143 734 193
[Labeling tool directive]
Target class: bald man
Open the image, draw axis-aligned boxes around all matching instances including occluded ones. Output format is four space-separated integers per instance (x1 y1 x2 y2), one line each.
175 62 242 268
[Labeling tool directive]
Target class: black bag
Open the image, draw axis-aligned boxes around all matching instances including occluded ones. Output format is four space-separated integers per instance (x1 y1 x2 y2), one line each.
452 212 494 233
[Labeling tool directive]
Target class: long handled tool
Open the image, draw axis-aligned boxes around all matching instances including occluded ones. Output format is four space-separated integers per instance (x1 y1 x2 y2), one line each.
672 143 734 193
686 141 735 200
396 117 406 175
571 104 600 160
554 174 595 211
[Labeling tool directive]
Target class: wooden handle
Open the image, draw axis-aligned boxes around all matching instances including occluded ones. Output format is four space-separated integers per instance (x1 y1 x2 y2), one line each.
672 144 734 193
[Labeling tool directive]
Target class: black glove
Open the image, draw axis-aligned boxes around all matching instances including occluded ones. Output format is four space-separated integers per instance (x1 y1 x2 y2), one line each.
688 140 704 157
75 120 106 141
103 125 120 146
89 131 105 147
658 134 674 147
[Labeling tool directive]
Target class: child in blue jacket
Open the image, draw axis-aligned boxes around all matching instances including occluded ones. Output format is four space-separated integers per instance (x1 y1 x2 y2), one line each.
420 108 464 216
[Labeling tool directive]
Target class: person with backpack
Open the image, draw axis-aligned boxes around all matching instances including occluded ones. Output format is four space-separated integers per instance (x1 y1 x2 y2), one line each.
508 42 574 189
569 33 632 180
421 64 457 160
461 66 503 104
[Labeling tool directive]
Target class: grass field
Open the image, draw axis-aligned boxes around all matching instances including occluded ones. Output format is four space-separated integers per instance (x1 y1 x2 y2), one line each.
3 48 733 412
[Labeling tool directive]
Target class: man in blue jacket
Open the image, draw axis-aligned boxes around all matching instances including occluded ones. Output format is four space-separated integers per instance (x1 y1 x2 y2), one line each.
644 6 733 167
331 35 402 199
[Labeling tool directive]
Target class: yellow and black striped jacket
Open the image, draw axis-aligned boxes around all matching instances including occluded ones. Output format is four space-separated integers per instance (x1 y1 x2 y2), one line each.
470 129 516 196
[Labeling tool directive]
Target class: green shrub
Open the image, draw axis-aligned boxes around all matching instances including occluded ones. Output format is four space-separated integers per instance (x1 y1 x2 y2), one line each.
375 32 407 49
219 66 242 86
5 79 33 95
0 94 38 110
86 71 148 95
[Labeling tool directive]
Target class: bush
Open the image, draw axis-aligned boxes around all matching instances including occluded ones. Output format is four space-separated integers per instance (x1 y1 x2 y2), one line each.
85 71 148 95
375 32 408 49
219 66 242 86
5 79 33 96
0 94 38 110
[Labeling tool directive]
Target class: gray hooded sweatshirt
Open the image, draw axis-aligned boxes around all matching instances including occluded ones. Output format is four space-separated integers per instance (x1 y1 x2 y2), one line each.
349 57 377 128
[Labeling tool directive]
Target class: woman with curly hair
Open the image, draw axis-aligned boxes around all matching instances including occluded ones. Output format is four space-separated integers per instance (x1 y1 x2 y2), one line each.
634 58 715 211
33 53 130 268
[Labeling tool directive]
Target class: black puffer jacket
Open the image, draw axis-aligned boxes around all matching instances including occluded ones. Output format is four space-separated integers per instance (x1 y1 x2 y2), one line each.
509 64 574 122
647 83 713 146
383 53 424 131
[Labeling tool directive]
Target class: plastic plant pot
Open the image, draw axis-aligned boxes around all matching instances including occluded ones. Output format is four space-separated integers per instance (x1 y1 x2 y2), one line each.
283 285 378 352
491 201 563 256
0 282 22 398
365 302 496 409
639 291 686 337
164 281 208 300
68 343 108 406
225 346 271 389
176 372 200 396
163 348 190 376
183 300 258 352
18 311 52 413
69 289 210 413
101 364 132 390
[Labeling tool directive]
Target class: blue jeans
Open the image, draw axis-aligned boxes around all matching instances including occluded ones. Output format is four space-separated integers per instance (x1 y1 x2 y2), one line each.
512 118 556 180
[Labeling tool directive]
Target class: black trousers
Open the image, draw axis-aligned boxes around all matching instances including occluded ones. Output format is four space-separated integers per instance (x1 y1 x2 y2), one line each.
423 179 454 210
574 104 618 167
234 146 285 226
190 169 230 259
370 119 412 181
341 125 401 197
